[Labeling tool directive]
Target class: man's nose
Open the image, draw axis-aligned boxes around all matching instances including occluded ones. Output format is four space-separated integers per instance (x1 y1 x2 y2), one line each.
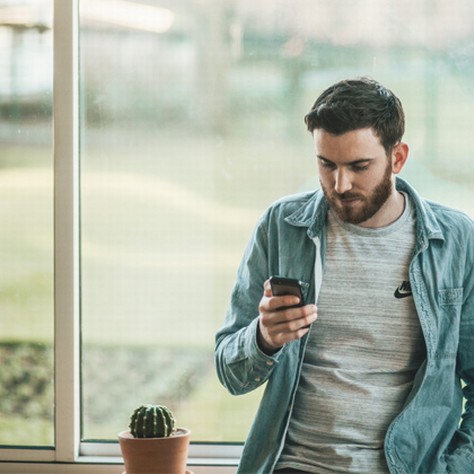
334 169 352 194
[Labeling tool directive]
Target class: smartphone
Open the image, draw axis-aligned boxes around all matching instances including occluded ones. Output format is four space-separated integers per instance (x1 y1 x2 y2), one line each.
269 276 305 307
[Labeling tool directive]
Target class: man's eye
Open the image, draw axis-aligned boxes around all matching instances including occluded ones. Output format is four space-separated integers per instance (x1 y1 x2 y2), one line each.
351 164 369 171
320 160 336 169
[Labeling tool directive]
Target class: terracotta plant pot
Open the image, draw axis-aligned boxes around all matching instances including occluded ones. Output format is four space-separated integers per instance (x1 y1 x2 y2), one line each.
118 428 191 474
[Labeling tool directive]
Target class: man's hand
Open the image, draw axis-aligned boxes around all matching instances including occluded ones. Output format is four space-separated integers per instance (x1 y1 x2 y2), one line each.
257 280 318 355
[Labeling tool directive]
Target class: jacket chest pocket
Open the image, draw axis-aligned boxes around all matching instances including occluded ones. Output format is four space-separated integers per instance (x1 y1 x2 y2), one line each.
439 288 463 306
436 288 463 357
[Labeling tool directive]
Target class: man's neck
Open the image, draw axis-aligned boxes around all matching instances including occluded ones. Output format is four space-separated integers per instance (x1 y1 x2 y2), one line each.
359 190 406 229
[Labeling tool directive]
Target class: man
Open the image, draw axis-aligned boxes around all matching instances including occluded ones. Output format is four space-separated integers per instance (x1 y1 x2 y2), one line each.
215 77 474 473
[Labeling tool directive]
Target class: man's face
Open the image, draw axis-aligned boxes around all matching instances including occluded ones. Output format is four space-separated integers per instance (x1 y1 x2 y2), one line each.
314 128 395 227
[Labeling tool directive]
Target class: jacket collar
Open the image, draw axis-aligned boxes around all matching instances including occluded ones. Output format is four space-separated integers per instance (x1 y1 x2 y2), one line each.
284 189 328 239
395 177 445 248
285 177 445 245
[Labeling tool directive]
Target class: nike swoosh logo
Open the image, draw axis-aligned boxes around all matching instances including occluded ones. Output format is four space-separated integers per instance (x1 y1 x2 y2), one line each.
394 288 413 299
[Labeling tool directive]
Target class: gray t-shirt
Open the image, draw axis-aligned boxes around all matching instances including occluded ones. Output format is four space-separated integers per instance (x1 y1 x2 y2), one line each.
276 195 426 473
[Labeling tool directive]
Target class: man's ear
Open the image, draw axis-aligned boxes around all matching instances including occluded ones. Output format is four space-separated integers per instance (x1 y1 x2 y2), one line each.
391 142 409 174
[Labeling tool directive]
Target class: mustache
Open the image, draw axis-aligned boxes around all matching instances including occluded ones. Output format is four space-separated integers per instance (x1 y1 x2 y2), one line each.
333 192 364 200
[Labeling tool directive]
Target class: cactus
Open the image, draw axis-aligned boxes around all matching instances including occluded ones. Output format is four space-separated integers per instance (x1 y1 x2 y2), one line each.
129 404 176 438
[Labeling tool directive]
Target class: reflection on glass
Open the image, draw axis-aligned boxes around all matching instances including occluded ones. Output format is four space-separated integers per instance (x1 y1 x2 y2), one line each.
79 0 474 442
0 0 54 446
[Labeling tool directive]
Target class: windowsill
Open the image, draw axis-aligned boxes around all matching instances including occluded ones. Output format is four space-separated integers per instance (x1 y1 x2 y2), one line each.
0 443 241 472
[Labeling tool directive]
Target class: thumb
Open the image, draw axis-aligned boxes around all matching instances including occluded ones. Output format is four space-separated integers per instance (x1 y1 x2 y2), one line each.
263 279 273 297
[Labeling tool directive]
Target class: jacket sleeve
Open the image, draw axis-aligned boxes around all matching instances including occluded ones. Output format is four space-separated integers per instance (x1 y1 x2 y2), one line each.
214 213 284 395
446 228 474 472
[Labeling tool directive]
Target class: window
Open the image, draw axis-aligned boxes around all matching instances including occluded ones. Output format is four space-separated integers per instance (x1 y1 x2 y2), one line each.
78 0 271 443
0 0 54 448
1 0 473 471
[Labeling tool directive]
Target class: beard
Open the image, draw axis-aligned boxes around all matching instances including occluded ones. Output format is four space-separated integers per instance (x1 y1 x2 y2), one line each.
321 163 393 225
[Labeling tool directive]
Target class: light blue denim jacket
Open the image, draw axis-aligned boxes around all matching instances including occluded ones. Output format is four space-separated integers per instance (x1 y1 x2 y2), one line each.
215 178 474 474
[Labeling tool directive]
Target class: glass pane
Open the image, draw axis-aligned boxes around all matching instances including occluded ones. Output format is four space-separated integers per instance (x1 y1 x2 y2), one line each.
0 0 54 446
79 0 474 443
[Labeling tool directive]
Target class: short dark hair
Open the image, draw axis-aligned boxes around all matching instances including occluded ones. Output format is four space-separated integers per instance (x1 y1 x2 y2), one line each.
304 77 405 154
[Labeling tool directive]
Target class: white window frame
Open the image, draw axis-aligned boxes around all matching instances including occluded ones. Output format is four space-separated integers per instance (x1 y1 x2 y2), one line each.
0 1 240 471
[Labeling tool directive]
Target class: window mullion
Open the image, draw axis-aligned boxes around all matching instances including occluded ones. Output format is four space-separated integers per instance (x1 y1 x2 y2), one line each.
53 0 80 462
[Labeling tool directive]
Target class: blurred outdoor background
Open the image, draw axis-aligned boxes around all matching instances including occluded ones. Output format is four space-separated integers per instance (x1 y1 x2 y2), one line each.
1 0 473 447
